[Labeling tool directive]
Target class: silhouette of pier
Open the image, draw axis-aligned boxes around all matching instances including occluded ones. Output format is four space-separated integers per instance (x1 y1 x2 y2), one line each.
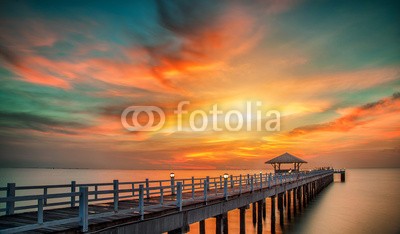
0 169 341 233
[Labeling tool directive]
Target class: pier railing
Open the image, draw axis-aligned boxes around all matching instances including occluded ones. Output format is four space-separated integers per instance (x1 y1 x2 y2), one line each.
0 169 333 233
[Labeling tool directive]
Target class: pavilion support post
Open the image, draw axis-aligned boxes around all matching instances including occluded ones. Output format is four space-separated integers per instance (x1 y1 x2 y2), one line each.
303 185 306 208
239 206 246 234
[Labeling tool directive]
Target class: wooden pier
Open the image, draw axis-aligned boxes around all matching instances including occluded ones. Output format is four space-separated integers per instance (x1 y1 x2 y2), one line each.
334 169 346 182
0 169 340 233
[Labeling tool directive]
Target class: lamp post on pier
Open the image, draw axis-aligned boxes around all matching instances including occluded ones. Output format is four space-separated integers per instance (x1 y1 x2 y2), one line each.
223 173 229 200
170 172 175 195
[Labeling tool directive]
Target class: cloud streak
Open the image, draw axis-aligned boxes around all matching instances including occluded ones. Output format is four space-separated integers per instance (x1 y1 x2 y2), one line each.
289 92 400 136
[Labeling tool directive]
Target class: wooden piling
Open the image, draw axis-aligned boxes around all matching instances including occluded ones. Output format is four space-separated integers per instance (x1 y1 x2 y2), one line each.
216 215 222 234
298 186 302 211
283 190 287 208
278 193 284 225
252 202 257 226
223 213 228 234
168 228 184 234
215 213 228 234
257 200 263 234
293 188 297 215
199 220 205 234
271 196 276 232
262 199 267 220
288 189 292 220
239 207 246 234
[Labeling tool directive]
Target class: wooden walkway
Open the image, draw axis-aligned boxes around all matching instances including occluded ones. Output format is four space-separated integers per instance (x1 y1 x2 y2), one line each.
0 170 336 233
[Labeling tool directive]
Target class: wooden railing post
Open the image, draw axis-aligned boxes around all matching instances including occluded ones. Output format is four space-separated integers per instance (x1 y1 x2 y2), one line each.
268 174 271 188
43 187 48 205
94 185 98 200
131 183 135 197
171 176 175 195
139 184 144 220
6 183 15 215
224 177 228 200
251 176 254 192
177 182 182 211
71 181 76 207
239 174 242 194
79 186 89 232
220 175 223 188
260 173 263 189
191 176 195 200
145 178 150 199
206 176 210 191
203 180 208 202
230 175 234 188
160 187 164 205
113 180 119 212
38 198 44 224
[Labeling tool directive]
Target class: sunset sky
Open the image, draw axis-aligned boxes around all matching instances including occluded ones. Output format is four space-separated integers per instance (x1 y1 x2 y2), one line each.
0 0 399 169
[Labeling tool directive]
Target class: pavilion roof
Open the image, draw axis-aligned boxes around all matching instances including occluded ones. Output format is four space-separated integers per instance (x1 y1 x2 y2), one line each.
264 152 307 164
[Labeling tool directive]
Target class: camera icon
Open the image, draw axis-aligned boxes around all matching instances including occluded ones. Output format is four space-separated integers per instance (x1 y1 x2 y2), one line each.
121 106 165 132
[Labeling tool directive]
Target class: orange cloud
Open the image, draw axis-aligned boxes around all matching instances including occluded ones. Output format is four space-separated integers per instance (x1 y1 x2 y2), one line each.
289 92 400 136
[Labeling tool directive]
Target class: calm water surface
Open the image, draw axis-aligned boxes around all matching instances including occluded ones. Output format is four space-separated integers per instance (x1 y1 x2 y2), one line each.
0 168 399 233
